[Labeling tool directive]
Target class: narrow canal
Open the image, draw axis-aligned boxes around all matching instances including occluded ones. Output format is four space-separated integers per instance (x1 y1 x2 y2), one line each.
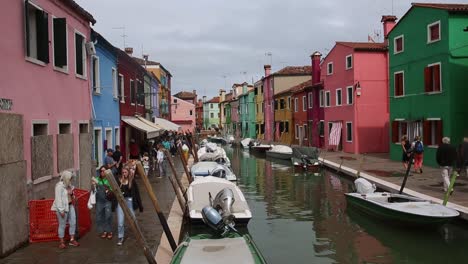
225 147 468 264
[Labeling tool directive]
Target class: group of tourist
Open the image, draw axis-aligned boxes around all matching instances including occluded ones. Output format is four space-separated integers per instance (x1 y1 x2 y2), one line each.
50 131 195 249
401 135 468 193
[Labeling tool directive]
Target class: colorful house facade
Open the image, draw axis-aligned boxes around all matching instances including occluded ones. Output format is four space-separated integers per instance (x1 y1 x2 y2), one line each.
91 30 120 168
219 91 233 135
239 84 256 138
388 3 468 166
0 0 95 255
321 39 390 154
203 96 220 129
144 61 172 120
291 80 313 146
254 80 265 139
273 88 294 144
171 96 195 132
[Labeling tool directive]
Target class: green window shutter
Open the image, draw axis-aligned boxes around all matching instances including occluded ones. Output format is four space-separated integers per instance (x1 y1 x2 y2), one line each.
36 9 49 63
53 18 67 67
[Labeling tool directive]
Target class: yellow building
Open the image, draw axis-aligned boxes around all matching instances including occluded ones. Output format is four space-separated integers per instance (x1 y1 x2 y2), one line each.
273 88 293 145
254 80 264 139
143 61 172 120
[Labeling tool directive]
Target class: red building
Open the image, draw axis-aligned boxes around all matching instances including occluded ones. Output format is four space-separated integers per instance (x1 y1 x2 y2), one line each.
195 99 203 132
308 52 325 148
291 80 313 146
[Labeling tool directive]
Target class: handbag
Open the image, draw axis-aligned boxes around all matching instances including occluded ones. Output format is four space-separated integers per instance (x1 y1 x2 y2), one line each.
87 190 96 209
105 187 115 201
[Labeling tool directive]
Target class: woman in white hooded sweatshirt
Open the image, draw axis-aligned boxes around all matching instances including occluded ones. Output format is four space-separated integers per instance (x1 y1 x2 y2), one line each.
51 170 80 248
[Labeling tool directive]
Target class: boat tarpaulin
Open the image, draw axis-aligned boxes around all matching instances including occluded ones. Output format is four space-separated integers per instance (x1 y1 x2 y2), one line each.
121 116 163 139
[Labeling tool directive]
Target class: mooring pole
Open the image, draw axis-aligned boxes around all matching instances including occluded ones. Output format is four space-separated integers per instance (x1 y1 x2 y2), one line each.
177 144 193 183
443 170 458 205
135 162 177 252
104 170 157 264
399 152 414 194
164 149 188 201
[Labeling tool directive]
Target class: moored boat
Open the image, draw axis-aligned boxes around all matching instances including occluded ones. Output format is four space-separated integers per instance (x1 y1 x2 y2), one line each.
345 178 460 226
208 136 227 145
266 145 293 160
191 161 237 181
240 138 252 149
291 147 320 170
187 176 252 224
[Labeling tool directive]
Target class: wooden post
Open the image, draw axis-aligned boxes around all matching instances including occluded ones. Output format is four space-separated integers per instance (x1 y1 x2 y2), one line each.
399 152 414 194
177 144 193 183
443 170 458 205
189 135 199 162
135 162 177 252
164 149 188 201
104 170 157 264
356 154 365 178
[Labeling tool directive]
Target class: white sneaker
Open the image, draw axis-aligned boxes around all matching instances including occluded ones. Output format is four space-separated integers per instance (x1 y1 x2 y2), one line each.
117 238 124 246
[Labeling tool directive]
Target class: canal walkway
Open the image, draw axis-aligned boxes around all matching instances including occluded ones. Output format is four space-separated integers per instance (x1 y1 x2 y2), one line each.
319 150 468 218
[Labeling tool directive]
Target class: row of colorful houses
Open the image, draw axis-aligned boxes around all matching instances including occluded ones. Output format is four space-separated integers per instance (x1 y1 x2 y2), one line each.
204 3 468 169
0 0 189 256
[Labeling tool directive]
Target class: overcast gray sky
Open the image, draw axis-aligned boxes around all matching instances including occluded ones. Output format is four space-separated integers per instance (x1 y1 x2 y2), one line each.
75 0 460 98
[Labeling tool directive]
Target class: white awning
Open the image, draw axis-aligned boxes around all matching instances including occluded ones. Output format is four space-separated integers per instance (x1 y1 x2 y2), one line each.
121 116 163 139
153 117 181 132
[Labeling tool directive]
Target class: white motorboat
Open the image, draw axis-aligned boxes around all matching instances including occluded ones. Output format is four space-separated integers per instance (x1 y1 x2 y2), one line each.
191 161 237 181
187 176 252 224
240 138 252 149
197 143 231 167
266 145 293 160
345 178 460 226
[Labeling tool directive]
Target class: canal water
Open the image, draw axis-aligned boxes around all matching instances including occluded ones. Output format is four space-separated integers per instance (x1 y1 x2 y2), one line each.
225 147 468 264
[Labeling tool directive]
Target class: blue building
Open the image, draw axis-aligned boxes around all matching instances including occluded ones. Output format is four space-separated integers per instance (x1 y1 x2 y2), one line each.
91 30 121 167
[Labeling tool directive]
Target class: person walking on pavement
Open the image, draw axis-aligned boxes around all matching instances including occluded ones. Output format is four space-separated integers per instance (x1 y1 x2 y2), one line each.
51 170 80 249
412 135 424 174
116 166 143 246
104 149 118 175
157 144 166 178
113 145 123 174
436 137 458 193
94 166 114 240
401 135 412 170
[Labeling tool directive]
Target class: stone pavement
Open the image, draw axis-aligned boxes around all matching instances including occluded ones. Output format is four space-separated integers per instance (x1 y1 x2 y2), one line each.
319 150 468 211
0 157 187 264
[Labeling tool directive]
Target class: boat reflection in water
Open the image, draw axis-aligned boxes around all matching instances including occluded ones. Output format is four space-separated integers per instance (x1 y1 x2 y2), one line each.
224 146 468 264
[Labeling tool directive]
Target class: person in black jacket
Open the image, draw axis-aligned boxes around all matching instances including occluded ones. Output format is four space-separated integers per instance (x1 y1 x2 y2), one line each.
436 137 457 192
457 137 468 176
116 166 143 246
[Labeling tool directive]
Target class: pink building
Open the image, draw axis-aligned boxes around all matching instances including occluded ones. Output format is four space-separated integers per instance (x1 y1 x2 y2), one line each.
171 96 196 132
322 17 394 153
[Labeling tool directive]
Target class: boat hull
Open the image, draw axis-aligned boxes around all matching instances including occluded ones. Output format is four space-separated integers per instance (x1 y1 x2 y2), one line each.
345 193 458 226
266 151 292 160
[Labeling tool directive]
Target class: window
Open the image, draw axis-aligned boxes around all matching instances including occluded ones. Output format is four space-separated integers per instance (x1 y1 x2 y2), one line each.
112 68 118 99
210 103 213 109
58 123 71 134
427 21 440 43
304 124 308 139
295 124 299 139
261 102 264 113
92 56 100 93
327 62 333 75
118 74 125 102
53 18 67 70
336 89 342 106
130 79 135 104
346 122 352 142
284 121 289 133
137 80 144 105
75 32 86 77
79 123 89 134
424 63 441 93
319 120 324 137
347 86 353 105
190 110 193 115
105 128 113 150
394 35 404 54
279 122 284 133
254 87 258 95
319 90 324 107
394 71 404 97
210 113 214 118
280 99 285 109
274 100 278 110
32 122 48 136
302 96 306 111
261 85 264 93
308 93 313 108
115 128 120 147
25 2 49 64
325 91 331 107
288 97 291 109
346 55 352 70
424 119 443 146
93 128 102 167
294 98 298 112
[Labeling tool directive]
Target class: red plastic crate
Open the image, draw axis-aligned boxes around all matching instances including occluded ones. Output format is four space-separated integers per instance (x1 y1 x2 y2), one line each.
29 189 91 243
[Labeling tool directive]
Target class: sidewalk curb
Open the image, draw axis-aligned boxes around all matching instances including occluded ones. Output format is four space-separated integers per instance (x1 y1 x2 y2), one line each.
319 157 468 221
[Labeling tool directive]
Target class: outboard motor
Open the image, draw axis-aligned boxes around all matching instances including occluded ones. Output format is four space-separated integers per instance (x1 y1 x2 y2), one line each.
201 206 237 236
211 188 235 217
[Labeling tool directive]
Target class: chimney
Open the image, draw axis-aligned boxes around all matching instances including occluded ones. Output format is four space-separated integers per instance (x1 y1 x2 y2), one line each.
242 82 247 94
202 96 206 103
264 65 271 77
311 51 322 85
193 90 197 105
219 89 226 102
381 15 398 43
124 47 134 56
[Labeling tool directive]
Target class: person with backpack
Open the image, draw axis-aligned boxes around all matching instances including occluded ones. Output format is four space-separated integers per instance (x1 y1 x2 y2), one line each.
411 135 424 174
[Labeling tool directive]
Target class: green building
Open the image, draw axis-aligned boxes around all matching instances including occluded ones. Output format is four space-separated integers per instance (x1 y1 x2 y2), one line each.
388 3 468 167
239 83 256 138
203 96 220 130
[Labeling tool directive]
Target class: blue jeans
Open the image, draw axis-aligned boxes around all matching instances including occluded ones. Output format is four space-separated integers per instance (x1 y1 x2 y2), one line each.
56 205 76 239
95 199 112 233
117 197 135 239
158 160 167 177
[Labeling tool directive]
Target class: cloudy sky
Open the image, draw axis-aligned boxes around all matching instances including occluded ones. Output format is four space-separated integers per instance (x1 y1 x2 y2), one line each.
75 0 459 98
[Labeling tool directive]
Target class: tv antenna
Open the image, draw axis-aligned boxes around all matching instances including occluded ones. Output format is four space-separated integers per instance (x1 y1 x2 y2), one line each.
113 26 128 48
